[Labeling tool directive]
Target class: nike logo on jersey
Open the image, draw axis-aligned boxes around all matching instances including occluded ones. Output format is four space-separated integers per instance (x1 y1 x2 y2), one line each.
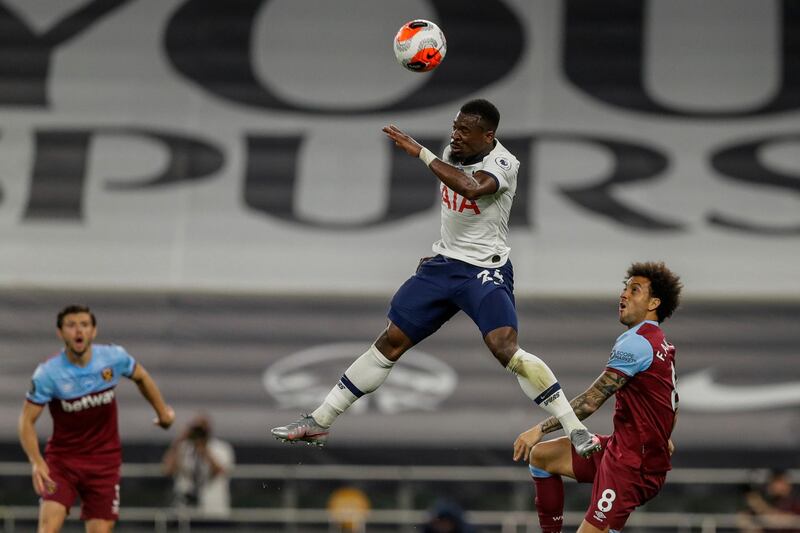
679 369 800 412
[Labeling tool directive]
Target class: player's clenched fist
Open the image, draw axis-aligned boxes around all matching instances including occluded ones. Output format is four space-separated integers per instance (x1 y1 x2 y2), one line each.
155 406 176 429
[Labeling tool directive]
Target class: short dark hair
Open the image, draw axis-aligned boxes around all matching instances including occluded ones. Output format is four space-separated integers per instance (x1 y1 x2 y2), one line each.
626 262 683 323
460 99 500 132
57 305 96 329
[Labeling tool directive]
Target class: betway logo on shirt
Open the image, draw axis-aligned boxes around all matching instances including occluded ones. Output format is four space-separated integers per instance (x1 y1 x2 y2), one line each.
60 390 115 412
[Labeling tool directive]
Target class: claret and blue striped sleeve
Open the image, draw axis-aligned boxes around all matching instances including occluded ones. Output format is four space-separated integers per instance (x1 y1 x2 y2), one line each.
26 365 55 405
606 330 654 377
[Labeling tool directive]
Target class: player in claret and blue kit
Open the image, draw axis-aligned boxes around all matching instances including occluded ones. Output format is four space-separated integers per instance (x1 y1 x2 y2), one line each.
513 262 683 533
18 305 174 533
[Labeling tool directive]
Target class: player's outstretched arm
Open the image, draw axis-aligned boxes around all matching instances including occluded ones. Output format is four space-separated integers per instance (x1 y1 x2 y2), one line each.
18 401 55 495
381 124 498 200
130 363 175 429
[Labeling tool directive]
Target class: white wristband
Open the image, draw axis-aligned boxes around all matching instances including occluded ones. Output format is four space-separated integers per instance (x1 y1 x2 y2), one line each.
418 147 438 167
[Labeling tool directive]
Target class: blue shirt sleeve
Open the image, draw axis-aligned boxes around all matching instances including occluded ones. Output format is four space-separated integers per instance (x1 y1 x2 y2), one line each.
26 365 55 404
606 332 654 377
110 345 137 378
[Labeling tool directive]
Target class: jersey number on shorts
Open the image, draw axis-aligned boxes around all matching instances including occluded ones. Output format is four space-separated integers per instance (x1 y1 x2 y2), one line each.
477 269 504 286
597 488 617 513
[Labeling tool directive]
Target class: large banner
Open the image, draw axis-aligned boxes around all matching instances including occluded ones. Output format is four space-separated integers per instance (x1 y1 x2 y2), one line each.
0 0 798 296
1 293 798 450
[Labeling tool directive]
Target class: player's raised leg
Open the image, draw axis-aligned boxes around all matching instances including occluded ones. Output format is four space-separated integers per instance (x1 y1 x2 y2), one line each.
475 288 600 457
505 343 601 457
270 322 410 445
271 261 456 446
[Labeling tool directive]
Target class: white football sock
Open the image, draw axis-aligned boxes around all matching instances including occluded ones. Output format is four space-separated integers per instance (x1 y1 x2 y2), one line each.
507 348 586 436
311 344 395 427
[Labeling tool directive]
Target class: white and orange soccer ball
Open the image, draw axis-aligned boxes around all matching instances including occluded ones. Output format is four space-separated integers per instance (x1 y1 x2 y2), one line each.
393 19 447 73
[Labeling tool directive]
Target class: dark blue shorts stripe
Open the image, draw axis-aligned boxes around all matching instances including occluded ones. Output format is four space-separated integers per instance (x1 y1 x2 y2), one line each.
533 382 562 405
340 374 365 398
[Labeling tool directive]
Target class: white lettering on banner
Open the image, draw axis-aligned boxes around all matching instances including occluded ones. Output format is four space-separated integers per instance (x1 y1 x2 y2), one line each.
60 390 115 413
0 0 796 297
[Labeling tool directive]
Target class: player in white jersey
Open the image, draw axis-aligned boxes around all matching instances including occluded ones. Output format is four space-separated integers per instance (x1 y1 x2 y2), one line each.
433 137 517 266
272 99 600 457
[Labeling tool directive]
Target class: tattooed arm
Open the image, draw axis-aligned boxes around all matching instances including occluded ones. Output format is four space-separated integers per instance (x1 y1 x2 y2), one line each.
513 370 629 461
538 370 628 435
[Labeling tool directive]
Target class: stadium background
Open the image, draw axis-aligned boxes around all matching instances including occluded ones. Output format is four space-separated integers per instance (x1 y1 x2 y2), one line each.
0 0 798 531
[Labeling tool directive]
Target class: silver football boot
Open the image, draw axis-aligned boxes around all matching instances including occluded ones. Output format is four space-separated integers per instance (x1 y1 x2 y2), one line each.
570 428 602 458
271 414 330 446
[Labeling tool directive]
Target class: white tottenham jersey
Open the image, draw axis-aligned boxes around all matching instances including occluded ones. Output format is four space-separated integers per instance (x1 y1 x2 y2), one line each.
432 139 519 267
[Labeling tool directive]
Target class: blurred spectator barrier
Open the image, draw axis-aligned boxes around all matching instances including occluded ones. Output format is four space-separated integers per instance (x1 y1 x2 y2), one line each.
0 462 798 532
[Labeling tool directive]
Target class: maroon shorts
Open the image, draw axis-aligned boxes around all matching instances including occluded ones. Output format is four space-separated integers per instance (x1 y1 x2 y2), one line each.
42 456 121 521
571 435 666 530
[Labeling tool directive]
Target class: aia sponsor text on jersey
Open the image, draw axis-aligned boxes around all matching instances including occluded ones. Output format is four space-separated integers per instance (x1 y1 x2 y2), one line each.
441 185 481 214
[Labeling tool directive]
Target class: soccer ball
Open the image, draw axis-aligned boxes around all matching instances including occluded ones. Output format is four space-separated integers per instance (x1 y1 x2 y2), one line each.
393 19 446 73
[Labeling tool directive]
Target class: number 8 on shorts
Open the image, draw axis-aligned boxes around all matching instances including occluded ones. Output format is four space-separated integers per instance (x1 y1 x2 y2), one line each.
597 488 617 512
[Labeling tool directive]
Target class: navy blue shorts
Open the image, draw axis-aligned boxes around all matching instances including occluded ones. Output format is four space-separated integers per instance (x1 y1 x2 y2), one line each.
388 255 517 344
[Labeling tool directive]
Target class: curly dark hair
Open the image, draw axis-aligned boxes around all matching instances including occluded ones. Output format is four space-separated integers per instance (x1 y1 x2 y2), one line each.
57 304 96 329
626 262 683 322
460 99 500 132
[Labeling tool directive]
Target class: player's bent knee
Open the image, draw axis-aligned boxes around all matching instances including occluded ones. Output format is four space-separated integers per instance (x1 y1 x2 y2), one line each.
376 322 414 360
529 438 575 478
483 326 518 365
529 442 549 469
